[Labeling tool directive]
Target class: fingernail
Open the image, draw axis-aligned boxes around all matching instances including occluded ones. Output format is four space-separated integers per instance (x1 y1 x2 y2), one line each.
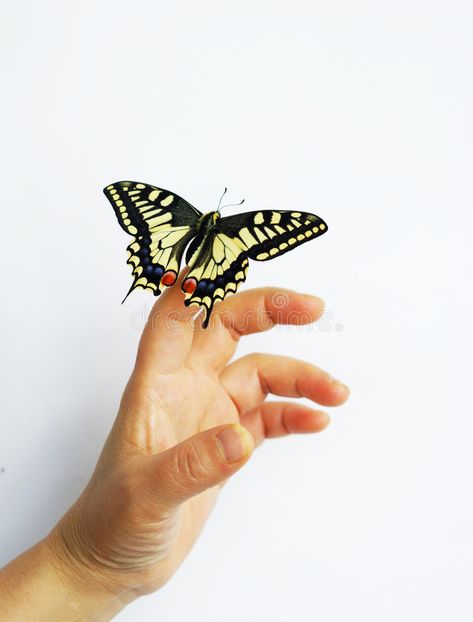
216 425 251 463
300 293 325 311
301 293 324 303
330 377 350 393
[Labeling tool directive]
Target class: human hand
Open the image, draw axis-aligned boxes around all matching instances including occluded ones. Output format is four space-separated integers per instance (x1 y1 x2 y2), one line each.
46 276 349 605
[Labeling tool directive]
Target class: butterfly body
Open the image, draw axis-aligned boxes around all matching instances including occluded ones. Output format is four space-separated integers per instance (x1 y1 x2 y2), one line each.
184 210 220 264
104 181 328 327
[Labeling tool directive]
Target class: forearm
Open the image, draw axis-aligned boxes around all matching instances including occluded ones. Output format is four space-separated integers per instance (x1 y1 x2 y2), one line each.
0 535 132 622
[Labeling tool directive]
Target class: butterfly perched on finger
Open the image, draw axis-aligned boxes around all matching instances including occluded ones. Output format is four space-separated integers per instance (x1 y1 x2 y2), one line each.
104 181 328 328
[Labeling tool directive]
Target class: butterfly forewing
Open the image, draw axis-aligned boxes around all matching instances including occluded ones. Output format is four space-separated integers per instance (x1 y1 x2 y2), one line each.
218 210 328 260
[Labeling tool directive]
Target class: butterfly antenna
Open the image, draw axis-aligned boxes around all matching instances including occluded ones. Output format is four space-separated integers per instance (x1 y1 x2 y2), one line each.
217 187 228 212
221 198 245 210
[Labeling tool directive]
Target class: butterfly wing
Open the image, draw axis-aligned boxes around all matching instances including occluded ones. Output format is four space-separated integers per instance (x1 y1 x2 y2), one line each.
181 231 249 328
180 209 328 327
104 181 202 297
218 209 328 261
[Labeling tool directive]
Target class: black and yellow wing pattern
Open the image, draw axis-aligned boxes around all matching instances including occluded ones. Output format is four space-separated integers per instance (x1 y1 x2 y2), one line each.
180 229 251 323
180 210 327 326
104 181 201 298
104 181 328 327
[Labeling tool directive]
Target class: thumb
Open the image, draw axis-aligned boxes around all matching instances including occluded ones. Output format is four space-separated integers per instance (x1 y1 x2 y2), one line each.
143 424 254 508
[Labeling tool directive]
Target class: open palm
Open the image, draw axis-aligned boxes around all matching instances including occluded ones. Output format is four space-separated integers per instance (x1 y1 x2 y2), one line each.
50 278 349 602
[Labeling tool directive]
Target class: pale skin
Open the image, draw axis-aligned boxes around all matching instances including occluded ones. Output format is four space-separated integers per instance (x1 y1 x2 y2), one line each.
0 277 349 621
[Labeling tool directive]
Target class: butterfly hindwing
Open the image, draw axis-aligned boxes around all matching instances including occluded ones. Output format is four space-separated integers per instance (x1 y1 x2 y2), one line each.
104 181 201 297
124 226 196 297
181 231 249 328
217 210 328 260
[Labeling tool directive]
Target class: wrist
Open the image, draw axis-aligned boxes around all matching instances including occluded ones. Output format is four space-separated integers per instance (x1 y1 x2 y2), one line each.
43 527 138 615
0 532 135 622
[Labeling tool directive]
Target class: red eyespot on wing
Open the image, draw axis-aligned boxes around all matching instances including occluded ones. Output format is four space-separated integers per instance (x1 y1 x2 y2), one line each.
161 271 177 286
182 277 197 294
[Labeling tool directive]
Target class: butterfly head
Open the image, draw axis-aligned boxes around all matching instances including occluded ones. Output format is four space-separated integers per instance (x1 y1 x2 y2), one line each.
197 210 220 234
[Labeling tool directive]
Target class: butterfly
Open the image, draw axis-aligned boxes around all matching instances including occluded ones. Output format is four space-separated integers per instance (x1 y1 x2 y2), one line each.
104 181 328 328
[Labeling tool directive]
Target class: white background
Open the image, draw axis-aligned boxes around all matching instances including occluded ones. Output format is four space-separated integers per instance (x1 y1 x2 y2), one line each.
1 1 472 620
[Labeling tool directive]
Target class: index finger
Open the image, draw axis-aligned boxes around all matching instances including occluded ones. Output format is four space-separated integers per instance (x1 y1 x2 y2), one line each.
134 269 198 376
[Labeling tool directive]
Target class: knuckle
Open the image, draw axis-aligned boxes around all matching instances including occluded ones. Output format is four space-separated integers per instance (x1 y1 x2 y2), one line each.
175 443 208 486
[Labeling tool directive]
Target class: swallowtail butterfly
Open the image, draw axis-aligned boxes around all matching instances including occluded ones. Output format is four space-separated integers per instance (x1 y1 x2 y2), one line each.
104 182 328 327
